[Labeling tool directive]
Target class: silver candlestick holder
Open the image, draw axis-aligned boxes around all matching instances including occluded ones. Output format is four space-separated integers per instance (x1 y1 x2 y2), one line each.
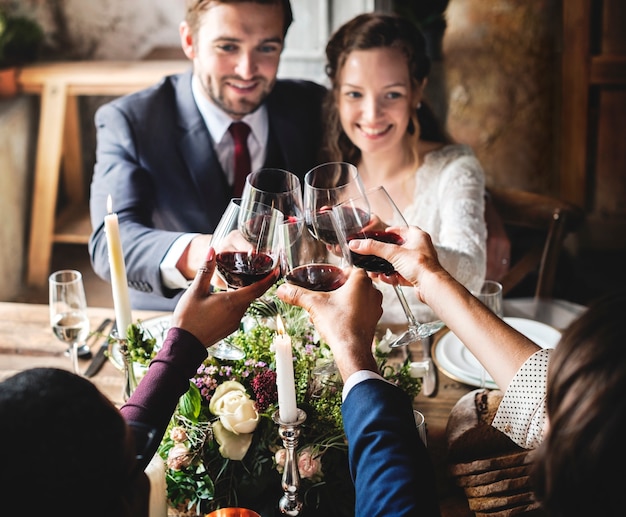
272 408 307 516
114 330 137 401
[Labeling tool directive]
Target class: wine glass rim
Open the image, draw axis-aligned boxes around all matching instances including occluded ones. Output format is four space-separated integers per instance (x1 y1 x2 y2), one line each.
304 161 359 190
334 184 393 207
49 269 83 283
245 168 301 194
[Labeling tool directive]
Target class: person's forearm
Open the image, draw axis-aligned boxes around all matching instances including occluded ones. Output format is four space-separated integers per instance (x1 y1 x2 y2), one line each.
330 336 379 383
419 269 540 391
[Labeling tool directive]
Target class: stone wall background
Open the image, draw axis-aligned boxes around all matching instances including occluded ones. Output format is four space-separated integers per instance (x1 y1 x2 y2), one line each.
442 0 560 195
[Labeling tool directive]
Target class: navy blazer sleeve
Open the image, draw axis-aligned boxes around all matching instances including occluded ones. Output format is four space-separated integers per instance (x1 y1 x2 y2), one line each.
342 379 441 517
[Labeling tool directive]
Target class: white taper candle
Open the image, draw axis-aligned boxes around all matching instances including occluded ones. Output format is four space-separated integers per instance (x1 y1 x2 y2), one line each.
104 195 133 338
273 315 298 423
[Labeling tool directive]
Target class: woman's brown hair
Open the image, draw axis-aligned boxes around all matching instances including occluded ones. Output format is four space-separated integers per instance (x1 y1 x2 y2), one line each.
322 12 448 164
532 288 626 515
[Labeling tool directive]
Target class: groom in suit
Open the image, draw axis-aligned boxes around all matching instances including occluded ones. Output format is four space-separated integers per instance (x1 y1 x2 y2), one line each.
89 0 325 310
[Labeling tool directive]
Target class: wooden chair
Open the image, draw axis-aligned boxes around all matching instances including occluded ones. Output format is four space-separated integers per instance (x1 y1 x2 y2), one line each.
486 186 585 298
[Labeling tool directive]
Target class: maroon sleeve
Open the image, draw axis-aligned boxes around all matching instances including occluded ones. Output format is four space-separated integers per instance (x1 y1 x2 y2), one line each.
120 327 207 460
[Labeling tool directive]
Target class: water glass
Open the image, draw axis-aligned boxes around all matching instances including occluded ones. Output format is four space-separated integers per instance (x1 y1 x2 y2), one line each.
474 280 504 318
413 410 428 447
472 280 503 387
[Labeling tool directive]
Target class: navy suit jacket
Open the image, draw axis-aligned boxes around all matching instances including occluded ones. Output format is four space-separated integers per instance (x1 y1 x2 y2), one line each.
343 379 441 516
88 68 326 310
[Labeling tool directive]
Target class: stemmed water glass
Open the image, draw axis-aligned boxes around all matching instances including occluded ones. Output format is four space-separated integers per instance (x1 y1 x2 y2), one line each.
49 269 90 375
209 198 284 359
242 168 303 222
333 186 446 347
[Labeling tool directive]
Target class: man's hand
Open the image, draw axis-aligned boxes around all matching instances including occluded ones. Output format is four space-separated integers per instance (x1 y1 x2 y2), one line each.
172 248 279 347
276 269 381 381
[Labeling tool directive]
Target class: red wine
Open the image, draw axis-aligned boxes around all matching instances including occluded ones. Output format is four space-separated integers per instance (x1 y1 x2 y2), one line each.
348 230 404 274
216 251 275 288
285 264 347 291
307 205 369 245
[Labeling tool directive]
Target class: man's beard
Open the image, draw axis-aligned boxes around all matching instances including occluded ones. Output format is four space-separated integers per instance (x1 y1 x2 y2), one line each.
204 75 274 118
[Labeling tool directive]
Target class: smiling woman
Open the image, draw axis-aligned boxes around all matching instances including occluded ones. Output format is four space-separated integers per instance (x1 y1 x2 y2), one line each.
321 11 487 330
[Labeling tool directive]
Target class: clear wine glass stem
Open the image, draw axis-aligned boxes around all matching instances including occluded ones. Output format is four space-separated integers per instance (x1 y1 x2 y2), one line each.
70 343 80 375
390 284 445 347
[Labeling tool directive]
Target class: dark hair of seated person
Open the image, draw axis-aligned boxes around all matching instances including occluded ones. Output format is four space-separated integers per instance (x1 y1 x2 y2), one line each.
0 368 149 517
531 288 626 516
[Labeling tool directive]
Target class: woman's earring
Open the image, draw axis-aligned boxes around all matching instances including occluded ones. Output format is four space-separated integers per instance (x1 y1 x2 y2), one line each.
417 102 422 109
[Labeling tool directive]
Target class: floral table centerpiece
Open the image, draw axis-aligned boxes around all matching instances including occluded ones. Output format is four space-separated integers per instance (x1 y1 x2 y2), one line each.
128 282 422 517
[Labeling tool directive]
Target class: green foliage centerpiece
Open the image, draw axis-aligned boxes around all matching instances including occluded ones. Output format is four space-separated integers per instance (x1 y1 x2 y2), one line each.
130 282 421 516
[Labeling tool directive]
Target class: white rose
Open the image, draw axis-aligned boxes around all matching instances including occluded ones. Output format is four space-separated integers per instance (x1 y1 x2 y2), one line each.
209 380 260 435
376 328 395 354
213 420 254 461
409 360 429 379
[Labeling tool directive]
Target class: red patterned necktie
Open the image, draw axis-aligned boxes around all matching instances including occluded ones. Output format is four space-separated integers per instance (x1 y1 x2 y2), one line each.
228 121 251 197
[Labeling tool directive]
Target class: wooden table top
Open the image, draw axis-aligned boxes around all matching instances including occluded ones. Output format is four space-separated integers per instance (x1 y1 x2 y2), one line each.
0 302 168 406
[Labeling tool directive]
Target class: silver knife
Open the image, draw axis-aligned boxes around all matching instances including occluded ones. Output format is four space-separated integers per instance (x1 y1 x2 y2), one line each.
83 318 114 378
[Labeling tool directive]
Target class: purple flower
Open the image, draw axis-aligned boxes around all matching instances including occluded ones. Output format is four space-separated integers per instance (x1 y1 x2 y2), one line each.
250 369 278 412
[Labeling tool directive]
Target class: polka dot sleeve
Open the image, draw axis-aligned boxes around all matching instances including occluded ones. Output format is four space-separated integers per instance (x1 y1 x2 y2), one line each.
491 348 552 449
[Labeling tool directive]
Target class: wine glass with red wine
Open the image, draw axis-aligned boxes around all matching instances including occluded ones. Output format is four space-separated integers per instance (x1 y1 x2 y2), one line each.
279 211 351 292
242 168 303 222
209 198 283 359
303 162 367 244
279 211 352 376
334 186 445 346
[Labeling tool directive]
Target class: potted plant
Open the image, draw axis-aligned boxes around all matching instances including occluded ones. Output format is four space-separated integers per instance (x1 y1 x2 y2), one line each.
0 9 44 97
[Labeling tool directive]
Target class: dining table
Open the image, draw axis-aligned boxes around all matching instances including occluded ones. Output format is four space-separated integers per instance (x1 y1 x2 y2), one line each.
0 297 586 516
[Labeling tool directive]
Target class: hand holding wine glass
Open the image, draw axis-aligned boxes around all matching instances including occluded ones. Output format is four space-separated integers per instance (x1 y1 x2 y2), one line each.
49 269 90 375
279 211 352 376
334 186 445 345
208 198 283 359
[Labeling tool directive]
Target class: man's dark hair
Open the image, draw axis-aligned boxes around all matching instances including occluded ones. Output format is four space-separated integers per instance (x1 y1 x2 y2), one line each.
185 0 294 37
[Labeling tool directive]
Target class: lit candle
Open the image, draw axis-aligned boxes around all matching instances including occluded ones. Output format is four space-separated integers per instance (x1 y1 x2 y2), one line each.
273 315 298 423
104 195 133 339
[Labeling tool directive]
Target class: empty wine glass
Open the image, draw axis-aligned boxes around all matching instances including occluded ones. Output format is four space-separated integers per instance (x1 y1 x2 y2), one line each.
49 269 90 375
334 186 445 347
303 161 367 242
242 167 303 222
209 198 284 359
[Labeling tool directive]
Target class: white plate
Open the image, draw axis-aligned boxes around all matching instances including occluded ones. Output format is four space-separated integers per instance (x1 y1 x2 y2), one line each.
108 314 171 372
433 317 561 389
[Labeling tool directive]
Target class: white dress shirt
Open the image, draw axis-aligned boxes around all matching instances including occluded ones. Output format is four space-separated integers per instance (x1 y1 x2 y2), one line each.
160 74 269 289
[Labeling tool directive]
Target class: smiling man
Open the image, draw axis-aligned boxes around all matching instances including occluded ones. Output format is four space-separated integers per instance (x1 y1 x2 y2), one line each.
89 0 326 311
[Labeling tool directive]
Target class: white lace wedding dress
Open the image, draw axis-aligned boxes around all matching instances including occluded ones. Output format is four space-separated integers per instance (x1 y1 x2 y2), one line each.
378 144 487 328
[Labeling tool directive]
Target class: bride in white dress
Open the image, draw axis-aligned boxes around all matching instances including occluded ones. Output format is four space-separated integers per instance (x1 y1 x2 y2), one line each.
322 12 486 327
